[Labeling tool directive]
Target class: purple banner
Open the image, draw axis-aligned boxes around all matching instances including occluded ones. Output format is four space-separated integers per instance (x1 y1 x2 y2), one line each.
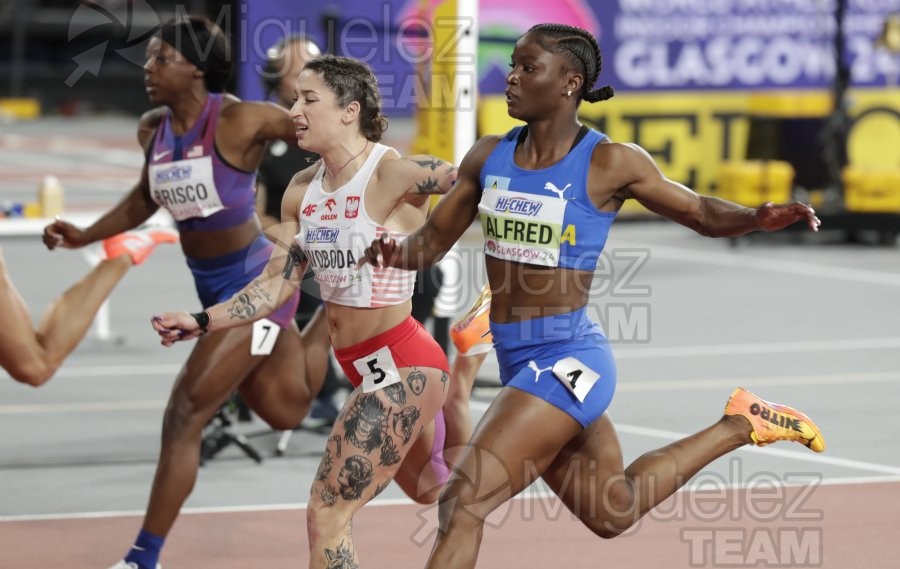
238 0 900 108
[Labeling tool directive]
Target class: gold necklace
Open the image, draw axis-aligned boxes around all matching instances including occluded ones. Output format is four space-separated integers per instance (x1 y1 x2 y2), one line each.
325 140 369 178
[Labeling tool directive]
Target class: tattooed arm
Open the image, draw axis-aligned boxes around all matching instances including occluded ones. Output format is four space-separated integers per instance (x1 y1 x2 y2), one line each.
151 170 314 345
378 154 458 200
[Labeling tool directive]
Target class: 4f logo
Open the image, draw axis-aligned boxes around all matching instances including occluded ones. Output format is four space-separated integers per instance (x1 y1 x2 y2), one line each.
345 196 360 219
302 204 317 217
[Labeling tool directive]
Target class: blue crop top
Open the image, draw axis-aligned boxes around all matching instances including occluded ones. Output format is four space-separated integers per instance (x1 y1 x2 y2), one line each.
477 126 617 271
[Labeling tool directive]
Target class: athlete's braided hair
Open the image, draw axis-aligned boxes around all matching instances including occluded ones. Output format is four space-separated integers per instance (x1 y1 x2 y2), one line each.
303 55 388 142
528 23 614 104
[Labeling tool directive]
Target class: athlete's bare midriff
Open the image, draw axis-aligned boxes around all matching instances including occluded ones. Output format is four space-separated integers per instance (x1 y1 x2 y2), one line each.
177 216 262 259
485 257 595 323
325 300 413 349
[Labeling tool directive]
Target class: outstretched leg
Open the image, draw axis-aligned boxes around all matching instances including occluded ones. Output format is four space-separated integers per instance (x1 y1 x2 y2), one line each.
542 388 825 538
443 283 493 466
441 351 487 467
1 248 129 386
118 318 323 569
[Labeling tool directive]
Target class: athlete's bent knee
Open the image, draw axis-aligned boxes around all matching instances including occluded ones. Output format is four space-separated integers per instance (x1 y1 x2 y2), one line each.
307 493 353 543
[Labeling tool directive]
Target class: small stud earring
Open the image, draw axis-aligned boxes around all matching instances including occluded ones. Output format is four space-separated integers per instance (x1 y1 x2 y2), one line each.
566 90 572 97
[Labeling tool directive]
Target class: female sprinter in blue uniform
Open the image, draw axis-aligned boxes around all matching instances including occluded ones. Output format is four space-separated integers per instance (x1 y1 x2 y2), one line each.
152 55 459 568
360 23 826 568
42 16 331 569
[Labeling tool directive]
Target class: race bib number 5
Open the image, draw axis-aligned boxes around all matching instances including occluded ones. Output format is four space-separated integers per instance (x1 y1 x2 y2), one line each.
552 357 601 403
354 346 402 393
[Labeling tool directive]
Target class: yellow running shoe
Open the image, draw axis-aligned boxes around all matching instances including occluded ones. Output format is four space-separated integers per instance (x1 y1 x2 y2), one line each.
724 387 825 452
450 284 493 356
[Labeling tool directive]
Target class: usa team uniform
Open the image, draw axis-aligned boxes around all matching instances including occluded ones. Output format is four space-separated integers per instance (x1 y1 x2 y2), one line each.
147 93 299 328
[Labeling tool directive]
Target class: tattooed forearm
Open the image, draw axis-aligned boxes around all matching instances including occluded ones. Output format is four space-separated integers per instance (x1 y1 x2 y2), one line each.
227 293 257 321
227 280 275 321
282 243 306 279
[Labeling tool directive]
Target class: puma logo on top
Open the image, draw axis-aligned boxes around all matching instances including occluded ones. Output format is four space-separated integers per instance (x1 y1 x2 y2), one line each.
544 182 571 200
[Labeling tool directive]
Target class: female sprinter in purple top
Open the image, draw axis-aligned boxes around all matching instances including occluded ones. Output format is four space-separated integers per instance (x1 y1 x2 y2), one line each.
42 16 330 569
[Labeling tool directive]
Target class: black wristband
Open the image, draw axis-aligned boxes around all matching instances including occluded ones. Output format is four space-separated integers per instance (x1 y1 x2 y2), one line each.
190 311 210 335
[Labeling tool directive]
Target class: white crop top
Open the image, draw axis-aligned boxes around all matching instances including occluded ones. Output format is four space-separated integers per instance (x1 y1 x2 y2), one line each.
295 143 417 308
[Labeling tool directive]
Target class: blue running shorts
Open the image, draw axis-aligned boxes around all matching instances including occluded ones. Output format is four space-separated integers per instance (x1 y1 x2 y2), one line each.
490 307 617 427
185 235 300 329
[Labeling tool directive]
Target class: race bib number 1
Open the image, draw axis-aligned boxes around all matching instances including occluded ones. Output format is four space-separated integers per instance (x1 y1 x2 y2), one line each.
251 318 280 355
354 346 402 393
552 357 601 403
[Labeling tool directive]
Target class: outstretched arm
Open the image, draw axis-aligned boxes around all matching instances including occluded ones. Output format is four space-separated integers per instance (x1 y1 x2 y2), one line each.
151 174 311 345
359 136 499 270
605 143 820 237
43 110 163 249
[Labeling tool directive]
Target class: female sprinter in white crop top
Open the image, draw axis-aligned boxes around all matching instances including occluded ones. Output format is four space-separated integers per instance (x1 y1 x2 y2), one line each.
152 54 458 568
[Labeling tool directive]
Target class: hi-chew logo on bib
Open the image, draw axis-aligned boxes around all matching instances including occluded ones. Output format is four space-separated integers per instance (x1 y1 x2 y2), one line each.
305 227 340 243
478 189 567 268
149 156 224 220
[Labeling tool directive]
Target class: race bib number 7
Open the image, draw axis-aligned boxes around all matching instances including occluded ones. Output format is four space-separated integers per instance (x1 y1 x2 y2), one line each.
251 318 280 355
552 357 601 403
354 346 402 393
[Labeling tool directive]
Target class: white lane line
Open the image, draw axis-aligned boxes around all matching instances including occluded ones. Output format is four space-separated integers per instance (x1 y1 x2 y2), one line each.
617 370 900 392
614 337 900 359
612 240 900 287
2 475 897 523
467 400 900 476
0 364 181 384
0 400 166 414
2 370 896 415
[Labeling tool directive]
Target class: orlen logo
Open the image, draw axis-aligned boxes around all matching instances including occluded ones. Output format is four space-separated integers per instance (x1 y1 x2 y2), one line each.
495 197 543 216
302 204 317 217
324 198 337 211
305 227 340 243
